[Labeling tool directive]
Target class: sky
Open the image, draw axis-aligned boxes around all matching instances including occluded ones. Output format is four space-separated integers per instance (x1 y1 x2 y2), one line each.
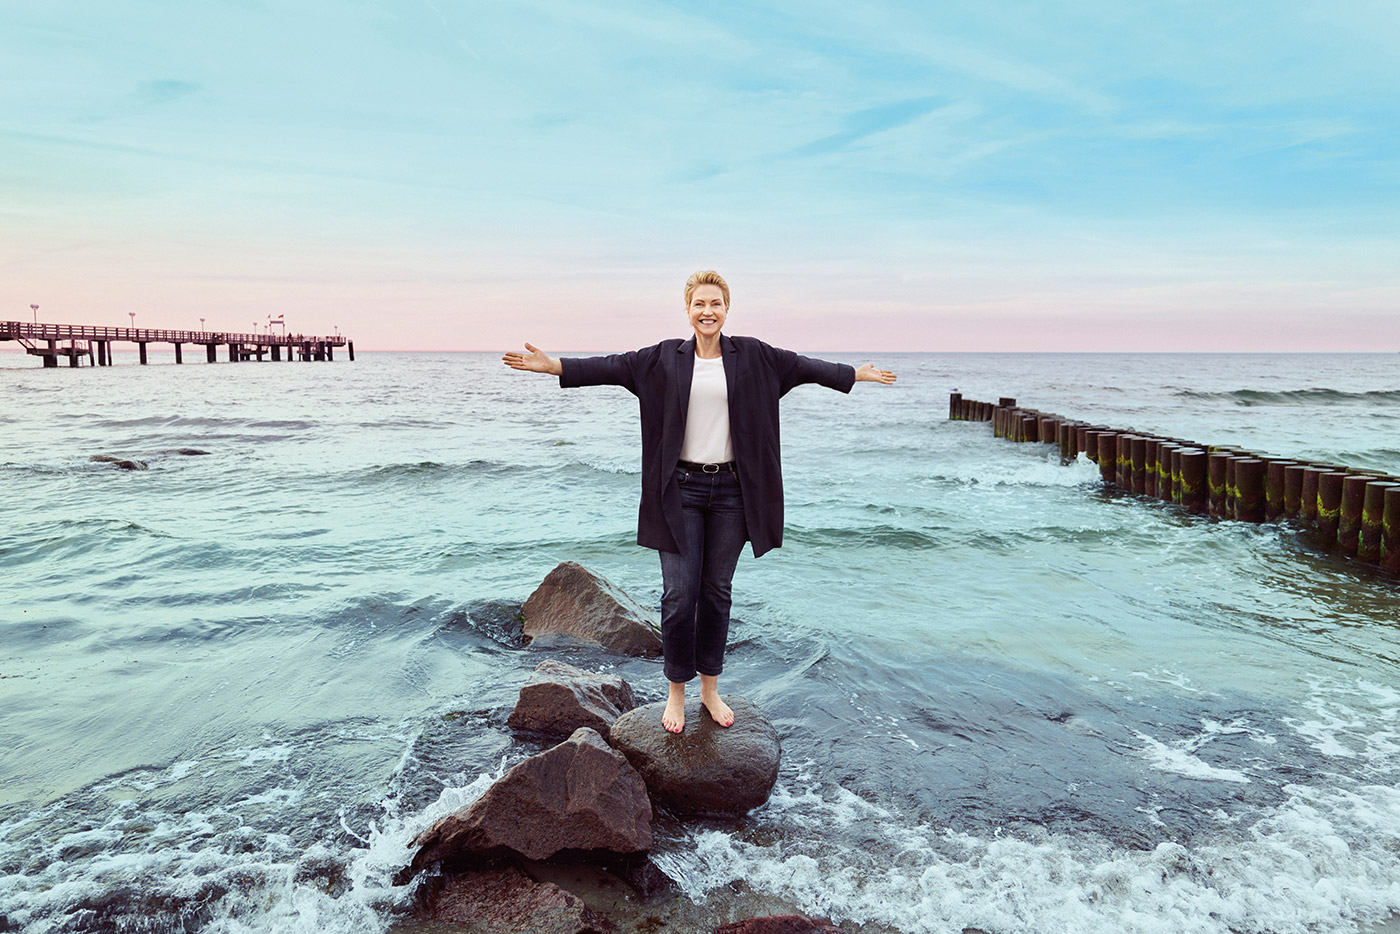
2 0 1398 352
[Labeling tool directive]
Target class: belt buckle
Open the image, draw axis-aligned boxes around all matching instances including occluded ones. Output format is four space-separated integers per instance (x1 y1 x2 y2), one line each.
703 462 720 474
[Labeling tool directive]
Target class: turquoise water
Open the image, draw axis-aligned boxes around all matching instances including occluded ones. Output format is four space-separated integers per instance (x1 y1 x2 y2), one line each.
1 350 1398 933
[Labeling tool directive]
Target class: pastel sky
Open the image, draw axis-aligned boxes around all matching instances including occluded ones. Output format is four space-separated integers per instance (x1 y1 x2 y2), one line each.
3 1 1397 351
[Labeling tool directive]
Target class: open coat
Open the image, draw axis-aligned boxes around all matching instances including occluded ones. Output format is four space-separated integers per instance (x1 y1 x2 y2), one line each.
559 334 855 558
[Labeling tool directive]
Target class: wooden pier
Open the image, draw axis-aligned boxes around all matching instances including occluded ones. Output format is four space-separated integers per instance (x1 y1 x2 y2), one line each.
0 321 354 368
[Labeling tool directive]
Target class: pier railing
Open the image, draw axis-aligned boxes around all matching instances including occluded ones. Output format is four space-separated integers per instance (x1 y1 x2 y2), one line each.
949 392 1400 575
0 321 343 346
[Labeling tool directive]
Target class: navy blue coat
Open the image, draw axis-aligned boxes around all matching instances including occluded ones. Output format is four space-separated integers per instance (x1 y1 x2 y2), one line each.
559 334 855 558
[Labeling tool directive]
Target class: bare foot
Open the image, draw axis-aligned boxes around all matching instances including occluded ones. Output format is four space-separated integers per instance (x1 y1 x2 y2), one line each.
700 693 734 727
663 683 686 733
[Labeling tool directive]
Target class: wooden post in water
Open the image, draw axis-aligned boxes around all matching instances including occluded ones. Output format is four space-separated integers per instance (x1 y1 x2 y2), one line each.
1235 459 1266 522
1283 465 1306 519
1207 453 1230 517
1180 449 1208 514
348 341 355 361
1383 487 1400 573
1143 439 1160 497
1316 472 1348 546
1115 435 1133 488
1300 467 1326 528
1359 482 1398 563
1156 444 1177 501
1265 461 1296 520
1130 436 1148 494
1098 432 1118 484
1338 475 1377 555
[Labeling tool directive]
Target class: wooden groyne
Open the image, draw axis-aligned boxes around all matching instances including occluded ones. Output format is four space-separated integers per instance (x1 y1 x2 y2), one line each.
0 321 353 368
949 392 1400 574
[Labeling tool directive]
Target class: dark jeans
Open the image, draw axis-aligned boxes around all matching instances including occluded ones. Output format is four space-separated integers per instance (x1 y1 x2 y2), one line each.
658 465 747 683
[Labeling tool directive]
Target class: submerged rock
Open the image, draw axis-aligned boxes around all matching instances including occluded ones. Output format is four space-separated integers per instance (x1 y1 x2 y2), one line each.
715 915 839 934
89 454 147 470
522 562 662 657
508 659 636 737
425 865 613 933
409 727 652 873
609 696 779 818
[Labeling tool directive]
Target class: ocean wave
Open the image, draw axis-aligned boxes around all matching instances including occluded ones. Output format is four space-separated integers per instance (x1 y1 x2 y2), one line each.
1174 387 1400 406
653 773 1400 934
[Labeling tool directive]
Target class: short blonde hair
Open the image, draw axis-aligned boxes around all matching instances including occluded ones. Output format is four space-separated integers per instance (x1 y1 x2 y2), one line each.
684 270 730 308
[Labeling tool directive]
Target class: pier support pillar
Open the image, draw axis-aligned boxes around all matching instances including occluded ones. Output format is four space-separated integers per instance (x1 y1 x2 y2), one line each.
43 339 58 367
326 344 334 361
69 351 79 367
348 341 355 361
207 343 218 363
174 343 183 364
138 342 148 365
96 342 107 366
228 343 238 362
272 345 281 362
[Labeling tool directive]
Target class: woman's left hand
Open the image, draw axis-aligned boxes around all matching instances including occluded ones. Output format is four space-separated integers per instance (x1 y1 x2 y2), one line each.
855 363 897 385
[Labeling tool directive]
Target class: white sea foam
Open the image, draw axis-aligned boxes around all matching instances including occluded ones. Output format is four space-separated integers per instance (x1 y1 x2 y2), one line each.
653 776 1400 934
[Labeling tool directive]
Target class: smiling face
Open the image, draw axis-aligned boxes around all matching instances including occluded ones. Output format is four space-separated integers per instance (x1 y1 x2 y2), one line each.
687 283 728 341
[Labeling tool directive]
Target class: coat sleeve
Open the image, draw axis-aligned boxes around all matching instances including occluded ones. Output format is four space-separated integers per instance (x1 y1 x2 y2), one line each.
774 348 856 397
558 352 640 395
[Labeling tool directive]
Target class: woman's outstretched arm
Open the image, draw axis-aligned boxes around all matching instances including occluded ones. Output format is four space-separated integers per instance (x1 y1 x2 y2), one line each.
501 343 561 375
854 363 897 385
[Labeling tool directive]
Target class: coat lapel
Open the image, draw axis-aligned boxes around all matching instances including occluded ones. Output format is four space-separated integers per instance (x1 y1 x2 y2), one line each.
676 336 695 420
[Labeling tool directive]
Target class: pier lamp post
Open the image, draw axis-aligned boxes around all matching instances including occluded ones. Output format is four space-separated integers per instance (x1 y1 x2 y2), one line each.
200 317 205 332
129 312 135 330
30 303 38 325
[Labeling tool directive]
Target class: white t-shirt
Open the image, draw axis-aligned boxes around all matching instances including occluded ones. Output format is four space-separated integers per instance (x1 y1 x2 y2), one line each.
679 354 733 463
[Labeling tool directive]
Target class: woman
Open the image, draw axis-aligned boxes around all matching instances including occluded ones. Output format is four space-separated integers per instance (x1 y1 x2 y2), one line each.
503 270 896 733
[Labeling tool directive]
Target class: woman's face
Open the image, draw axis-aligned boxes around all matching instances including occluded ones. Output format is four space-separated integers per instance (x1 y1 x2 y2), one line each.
687 283 728 340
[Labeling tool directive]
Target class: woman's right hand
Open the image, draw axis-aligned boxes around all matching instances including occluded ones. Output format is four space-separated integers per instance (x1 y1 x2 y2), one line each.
502 342 562 375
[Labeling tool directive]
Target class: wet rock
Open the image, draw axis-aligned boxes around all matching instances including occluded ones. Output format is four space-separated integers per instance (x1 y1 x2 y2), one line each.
522 562 662 657
173 448 210 455
508 659 637 737
426 865 613 933
715 915 839 934
89 454 147 470
410 727 652 873
609 696 779 818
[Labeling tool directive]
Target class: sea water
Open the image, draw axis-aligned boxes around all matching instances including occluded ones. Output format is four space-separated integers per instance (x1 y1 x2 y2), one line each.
1 350 1398 934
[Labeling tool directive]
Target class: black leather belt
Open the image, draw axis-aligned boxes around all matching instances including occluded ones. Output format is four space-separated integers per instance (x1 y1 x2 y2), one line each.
677 460 735 474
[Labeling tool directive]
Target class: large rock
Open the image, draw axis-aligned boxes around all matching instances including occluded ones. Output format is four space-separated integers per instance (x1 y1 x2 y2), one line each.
608 696 780 818
522 562 662 657
426 865 612 933
715 916 839 934
508 660 636 737
409 728 652 873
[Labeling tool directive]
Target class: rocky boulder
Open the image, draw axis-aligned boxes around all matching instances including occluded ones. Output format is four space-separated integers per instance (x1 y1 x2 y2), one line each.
508 660 636 737
609 696 780 818
426 865 612 933
522 562 662 657
715 915 839 934
409 727 652 874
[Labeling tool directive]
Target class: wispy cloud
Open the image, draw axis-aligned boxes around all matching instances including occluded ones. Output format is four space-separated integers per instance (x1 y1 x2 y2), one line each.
782 96 946 159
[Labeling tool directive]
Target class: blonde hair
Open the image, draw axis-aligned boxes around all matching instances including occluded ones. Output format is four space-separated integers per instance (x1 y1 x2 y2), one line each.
684 270 730 308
